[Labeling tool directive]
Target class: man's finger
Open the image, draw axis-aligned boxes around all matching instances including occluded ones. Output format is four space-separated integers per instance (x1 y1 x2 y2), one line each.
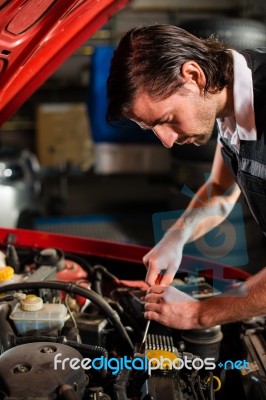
145 293 162 303
158 272 175 286
145 267 161 286
147 285 165 294
144 303 161 319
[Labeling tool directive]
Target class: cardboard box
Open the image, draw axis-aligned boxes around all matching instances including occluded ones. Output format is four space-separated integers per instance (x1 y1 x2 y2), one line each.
36 103 94 170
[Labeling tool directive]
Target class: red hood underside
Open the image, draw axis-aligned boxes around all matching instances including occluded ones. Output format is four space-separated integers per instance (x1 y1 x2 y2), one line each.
0 0 130 126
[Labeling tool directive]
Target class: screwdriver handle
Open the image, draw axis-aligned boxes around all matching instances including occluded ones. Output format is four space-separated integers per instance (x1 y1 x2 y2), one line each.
155 272 164 285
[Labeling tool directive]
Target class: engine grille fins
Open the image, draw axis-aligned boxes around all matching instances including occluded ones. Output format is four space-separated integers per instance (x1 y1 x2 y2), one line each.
145 334 175 353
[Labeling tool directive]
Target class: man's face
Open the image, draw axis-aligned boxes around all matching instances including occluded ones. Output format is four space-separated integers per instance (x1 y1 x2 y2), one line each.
128 87 218 148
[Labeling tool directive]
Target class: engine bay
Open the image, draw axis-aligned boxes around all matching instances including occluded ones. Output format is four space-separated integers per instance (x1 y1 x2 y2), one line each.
0 234 265 400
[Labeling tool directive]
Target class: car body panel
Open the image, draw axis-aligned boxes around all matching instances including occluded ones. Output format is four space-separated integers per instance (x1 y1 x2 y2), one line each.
0 0 130 227
0 226 251 282
0 0 130 126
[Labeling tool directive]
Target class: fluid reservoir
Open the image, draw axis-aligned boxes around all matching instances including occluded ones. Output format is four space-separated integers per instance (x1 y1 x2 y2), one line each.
10 296 68 335
0 266 23 287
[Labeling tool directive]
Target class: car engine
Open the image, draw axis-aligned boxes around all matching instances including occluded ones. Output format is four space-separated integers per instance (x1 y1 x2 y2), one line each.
0 239 265 400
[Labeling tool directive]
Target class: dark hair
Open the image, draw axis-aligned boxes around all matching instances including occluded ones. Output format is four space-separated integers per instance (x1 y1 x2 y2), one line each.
106 24 233 121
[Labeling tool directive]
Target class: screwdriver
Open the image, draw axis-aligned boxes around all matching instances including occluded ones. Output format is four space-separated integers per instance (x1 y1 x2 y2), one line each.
139 272 164 353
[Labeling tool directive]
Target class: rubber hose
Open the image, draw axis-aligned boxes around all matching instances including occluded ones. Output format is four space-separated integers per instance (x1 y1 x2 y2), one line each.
0 281 133 353
0 304 16 351
12 336 107 357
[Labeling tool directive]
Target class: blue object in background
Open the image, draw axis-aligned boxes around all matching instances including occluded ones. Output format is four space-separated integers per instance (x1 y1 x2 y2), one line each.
87 46 158 144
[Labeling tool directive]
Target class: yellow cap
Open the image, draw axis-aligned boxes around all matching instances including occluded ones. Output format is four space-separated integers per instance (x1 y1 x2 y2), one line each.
146 349 179 370
21 294 43 311
0 266 14 282
25 294 37 301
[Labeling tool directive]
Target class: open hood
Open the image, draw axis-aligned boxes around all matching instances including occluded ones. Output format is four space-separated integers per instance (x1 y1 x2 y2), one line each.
0 0 130 127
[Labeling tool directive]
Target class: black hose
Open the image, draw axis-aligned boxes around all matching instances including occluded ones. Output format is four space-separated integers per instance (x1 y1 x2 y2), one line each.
188 376 199 400
0 304 16 351
12 335 108 358
65 253 94 275
93 265 118 281
65 340 108 360
208 372 215 400
91 264 119 296
0 281 133 353
6 244 20 273
92 269 103 297
12 335 60 345
197 375 206 400
0 295 15 302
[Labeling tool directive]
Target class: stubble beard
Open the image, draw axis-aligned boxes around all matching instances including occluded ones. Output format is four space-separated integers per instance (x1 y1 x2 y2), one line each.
193 132 213 146
175 131 213 146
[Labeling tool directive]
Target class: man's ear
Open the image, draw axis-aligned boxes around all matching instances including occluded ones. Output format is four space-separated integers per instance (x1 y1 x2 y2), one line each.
180 61 206 91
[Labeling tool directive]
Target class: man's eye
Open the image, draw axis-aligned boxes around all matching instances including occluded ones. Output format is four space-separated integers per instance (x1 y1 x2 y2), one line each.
158 119 169 125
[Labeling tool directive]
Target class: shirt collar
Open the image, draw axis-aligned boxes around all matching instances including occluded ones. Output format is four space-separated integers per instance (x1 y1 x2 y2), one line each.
217 50 257 148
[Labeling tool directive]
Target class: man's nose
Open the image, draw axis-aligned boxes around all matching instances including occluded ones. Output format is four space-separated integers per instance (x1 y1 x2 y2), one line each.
152 127 175 148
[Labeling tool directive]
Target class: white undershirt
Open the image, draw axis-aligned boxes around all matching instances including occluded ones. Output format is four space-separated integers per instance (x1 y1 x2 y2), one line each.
217 50 257 152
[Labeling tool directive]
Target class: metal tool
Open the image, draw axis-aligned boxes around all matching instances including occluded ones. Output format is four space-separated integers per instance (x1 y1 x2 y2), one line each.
139 272 164 353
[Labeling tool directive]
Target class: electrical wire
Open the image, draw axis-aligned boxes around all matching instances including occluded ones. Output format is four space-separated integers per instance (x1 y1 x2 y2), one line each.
65 294 77 328
197 375 206 400
188 376 199 400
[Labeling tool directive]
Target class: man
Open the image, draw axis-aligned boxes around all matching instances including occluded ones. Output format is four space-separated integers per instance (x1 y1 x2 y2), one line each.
106 24 266 329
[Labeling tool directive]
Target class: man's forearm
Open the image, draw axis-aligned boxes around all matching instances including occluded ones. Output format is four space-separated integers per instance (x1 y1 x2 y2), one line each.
196 268 266 328
169 179 241 244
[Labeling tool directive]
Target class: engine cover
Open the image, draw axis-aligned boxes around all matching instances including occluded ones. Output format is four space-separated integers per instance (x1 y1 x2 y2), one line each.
0 342 87 400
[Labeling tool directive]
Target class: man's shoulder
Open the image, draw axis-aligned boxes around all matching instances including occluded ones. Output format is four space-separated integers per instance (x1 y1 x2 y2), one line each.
241 48 266 69
241 48 266 95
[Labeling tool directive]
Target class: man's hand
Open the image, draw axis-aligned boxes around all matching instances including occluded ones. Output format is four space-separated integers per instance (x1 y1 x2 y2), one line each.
145 268 266 329
143 229 185 286
144 285 199 330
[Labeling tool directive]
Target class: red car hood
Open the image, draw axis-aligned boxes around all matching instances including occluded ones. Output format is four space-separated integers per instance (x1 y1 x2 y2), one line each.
0 0 130 127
